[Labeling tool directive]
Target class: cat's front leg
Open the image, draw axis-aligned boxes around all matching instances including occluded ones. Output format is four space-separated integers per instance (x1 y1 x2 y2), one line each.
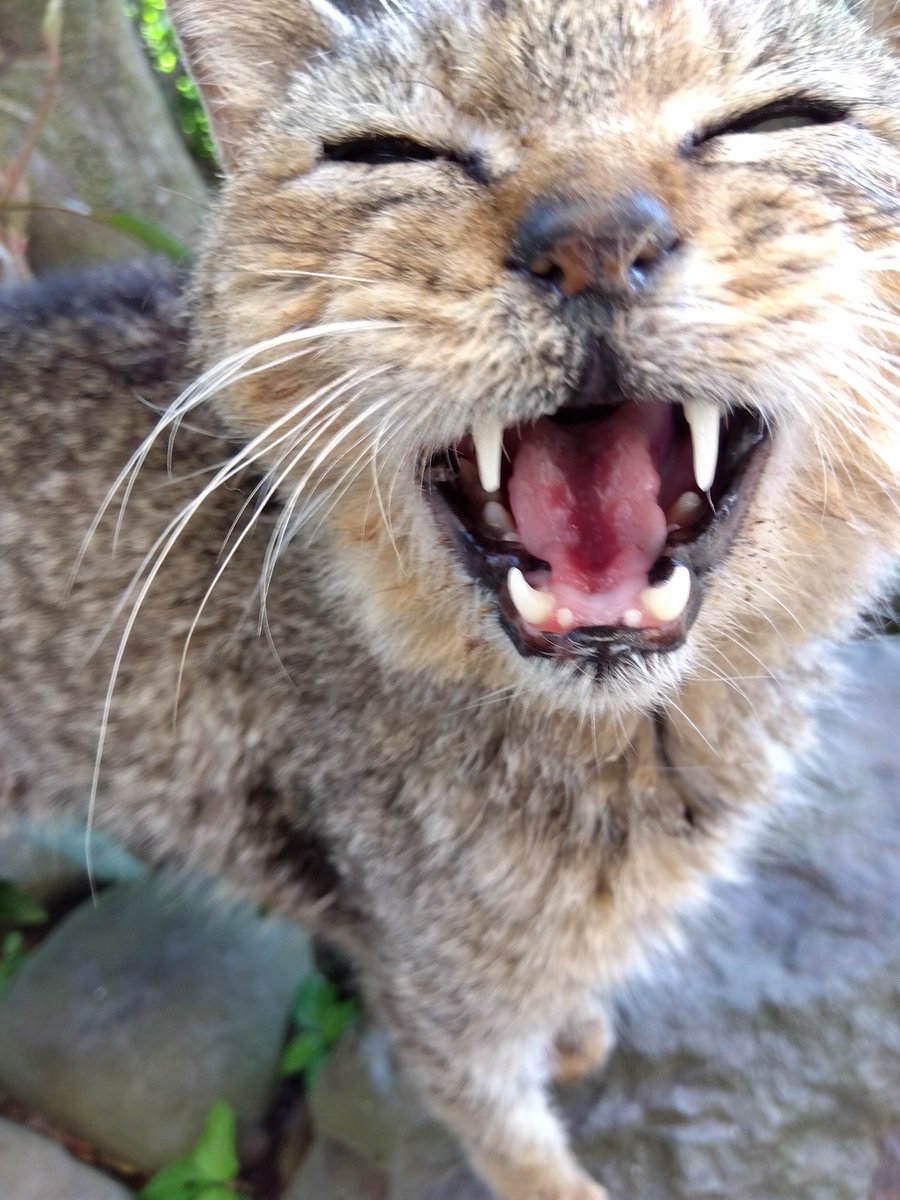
437 1054 608 1200
378 999 608 1200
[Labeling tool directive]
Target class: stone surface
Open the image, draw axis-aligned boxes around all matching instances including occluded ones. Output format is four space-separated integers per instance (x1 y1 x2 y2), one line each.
281 1136 389 1200
0 1116 133 1200
0 0 207 273
287 637 900 1200
0 820 145 907
0 875 312 1171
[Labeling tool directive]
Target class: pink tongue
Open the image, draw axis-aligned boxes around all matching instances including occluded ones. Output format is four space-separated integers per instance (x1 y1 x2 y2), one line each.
507 404 671 597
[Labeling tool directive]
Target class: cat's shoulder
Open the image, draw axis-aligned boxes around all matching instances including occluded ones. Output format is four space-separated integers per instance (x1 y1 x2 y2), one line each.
0 261 189 390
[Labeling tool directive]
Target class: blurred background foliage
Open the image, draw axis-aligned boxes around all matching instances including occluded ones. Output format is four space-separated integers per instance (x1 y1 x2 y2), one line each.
126 0 217 173
0 0 210 276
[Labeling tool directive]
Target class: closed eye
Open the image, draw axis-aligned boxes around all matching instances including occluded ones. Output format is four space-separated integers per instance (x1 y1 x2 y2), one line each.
321 135 489 183
695 95 848 144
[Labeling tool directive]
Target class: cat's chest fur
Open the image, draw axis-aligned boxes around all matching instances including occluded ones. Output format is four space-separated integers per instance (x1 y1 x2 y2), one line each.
170 571 793 990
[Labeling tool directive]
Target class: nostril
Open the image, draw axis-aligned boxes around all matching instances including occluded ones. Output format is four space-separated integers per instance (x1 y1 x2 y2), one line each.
629 232 682 286
530 253 567 291
506 252 567 294
510 192 680 300
639 226 682 263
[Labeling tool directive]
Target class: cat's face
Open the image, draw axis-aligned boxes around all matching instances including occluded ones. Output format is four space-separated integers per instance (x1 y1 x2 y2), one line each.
175 0 900 713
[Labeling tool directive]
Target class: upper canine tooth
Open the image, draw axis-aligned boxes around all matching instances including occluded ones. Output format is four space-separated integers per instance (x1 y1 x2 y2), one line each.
472 420 504 494
507 567 556 626
683 401 720 493
640 562 691 623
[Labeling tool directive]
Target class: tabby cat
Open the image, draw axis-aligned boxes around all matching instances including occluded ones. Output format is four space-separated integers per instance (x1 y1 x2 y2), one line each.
2 1 900 1196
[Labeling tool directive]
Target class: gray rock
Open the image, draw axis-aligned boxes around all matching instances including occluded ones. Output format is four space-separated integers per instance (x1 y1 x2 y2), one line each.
0 1116 133 1200
0 875 312 1171
287 637 900 1200
281 1136 389 1200
0 821 145 907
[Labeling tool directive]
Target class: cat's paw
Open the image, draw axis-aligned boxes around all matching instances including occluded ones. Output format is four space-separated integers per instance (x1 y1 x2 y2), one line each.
530 1170 608 1200
477 1156 608 1200
554 1175 609 1200
552 1009 615 1084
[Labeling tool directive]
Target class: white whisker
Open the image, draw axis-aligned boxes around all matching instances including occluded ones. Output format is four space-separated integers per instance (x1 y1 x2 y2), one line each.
83 322 399 891
248 267 381 285
72 320 395 591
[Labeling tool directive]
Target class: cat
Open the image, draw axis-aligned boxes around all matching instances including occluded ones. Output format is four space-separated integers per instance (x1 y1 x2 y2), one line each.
2 1 900 1196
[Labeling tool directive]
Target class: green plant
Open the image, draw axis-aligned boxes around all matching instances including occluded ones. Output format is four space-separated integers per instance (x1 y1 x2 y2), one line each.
280 972 359 1086
140 1101 249 1200
127 0 217 169
0 932 31 996
1 1 191 271
0 883 48 997
0 881 48 926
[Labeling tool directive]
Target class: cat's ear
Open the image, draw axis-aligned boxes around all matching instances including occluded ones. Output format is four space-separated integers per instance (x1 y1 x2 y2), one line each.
855 0 900 48
167 0 353 170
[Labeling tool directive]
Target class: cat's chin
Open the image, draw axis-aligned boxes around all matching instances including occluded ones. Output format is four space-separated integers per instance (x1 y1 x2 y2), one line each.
425 388 769 682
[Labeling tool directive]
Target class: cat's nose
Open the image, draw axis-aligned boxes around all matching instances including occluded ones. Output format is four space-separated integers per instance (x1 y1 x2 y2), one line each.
510 191 680 299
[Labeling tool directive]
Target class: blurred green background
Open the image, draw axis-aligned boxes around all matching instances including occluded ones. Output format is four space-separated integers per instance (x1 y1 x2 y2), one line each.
128 0 216 171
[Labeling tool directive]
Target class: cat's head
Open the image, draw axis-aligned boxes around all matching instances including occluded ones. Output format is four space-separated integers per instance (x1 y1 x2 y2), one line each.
168 0 900 713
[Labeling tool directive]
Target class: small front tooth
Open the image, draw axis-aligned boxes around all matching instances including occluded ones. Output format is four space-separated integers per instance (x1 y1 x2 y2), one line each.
683 402 720 493
557 607 576 630
666 491 705 531
640 562 691 623
484 500 515 533
507 567 556 626
472 420 503 494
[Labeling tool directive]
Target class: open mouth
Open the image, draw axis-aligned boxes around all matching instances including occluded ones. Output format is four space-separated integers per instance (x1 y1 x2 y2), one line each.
425 359 769 675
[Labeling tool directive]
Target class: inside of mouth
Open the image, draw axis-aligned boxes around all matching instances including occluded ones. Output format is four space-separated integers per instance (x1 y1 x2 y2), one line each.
456 400 711 634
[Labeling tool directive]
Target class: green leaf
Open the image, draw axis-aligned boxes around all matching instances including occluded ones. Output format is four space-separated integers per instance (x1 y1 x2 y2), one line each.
134 1 217 167
319 997 358 1045
280 1029 324 1077
2 932 24 958
191 1101 239 1183
139 1159 198 1200
0 931 30 997
292 974 339 1029
140 1103 241 1198
302 1045 330 1089
89 210 190 263
0 881 48 926
3 202 190 264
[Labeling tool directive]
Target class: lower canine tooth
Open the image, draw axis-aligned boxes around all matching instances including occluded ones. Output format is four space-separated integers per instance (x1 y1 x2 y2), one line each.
640 562 691 623
484 501 515 533
508 567 556 625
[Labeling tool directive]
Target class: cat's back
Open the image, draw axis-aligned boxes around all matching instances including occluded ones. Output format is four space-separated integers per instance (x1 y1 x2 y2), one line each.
0 263 218 637
0 263 425 865
0 263 189 447
0 265 302 826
